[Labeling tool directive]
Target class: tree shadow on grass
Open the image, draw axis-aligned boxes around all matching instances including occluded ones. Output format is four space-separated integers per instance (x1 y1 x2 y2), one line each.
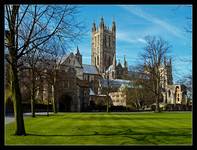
63 116 189 121
26 128 191 137
21 127 191 145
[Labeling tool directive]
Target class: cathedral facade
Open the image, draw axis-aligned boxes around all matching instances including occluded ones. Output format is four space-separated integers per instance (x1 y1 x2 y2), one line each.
6 17 188 113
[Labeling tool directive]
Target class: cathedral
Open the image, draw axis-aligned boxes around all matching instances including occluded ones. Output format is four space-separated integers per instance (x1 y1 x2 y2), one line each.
6 17 188 113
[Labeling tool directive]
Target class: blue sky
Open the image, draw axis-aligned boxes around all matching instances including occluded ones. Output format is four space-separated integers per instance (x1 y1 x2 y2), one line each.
70 5 192 83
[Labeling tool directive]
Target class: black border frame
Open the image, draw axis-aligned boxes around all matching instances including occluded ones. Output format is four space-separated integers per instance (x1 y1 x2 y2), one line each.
1 0 196 150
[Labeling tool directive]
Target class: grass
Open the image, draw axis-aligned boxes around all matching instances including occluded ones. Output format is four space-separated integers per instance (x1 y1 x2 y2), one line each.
5 112 192 145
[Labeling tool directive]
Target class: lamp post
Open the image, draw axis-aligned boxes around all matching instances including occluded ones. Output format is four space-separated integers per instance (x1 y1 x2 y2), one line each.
106 71 110 113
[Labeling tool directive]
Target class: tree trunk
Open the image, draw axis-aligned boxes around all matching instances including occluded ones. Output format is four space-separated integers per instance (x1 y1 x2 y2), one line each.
31 70 36 117
52 84 57 113
47 93 49 116
31 92 36 117
155 78 160 113
11 64 26 135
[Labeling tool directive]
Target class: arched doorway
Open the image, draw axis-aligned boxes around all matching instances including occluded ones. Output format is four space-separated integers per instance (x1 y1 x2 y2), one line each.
59 94 72 112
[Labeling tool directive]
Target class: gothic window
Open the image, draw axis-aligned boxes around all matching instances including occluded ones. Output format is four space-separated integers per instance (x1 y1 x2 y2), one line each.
98 35 100 43
94 37 96 47
107 35 109 47
168 90 171 97
108 57 111 66
105 35 107 47
95 36 97 47
109 36 110 47
97 56 99 65
112 72 114 78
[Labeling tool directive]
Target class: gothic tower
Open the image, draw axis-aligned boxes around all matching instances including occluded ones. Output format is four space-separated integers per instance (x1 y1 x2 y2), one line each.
91 17 116 73
166 58 173 85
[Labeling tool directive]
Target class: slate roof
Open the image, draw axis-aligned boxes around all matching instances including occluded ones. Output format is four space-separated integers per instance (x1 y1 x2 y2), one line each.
89 88 95 96
82 64 99 75
106 65 113 72
100 79 132 88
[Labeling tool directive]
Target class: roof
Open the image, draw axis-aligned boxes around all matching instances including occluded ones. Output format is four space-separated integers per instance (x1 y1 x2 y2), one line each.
100 79 132 88
89 88 95 96
106 65 113 72
128 71 149 79
82 64 99 75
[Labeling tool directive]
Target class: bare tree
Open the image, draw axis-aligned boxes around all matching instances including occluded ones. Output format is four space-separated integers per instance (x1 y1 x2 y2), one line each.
140 36 171 112
5 4 85 135
123 68 155 111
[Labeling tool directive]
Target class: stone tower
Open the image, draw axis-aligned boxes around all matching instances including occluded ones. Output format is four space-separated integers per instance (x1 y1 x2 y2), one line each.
91 17 116 73
165 58 173 85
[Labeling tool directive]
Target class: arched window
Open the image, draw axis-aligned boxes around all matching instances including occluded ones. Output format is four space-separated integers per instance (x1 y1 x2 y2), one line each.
168 90 171 97
109 36 110 47
97 56 99 65
94 37 96 47
105 35 107 47
108 57 111 66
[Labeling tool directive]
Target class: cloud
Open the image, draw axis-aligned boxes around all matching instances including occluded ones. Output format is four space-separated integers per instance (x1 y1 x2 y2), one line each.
137 38 147 44
116 30 147 44
119 5 185 39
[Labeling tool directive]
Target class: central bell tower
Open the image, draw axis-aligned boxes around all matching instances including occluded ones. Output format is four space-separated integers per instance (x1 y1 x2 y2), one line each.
91 17 116 73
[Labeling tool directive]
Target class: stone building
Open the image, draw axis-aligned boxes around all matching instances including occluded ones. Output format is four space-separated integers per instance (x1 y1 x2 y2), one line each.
154 57 187 105
5 17 189 113
115 57 128 79
109 91 127 107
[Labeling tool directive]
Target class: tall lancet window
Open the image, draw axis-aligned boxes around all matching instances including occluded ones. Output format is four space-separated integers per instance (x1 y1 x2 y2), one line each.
97 56 99 65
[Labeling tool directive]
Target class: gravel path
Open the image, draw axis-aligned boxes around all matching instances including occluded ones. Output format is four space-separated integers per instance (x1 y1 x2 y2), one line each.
5 116 15 125
5 112 54 125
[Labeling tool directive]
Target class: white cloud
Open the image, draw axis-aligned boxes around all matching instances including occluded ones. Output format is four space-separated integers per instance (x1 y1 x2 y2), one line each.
119 5 185 39
116 30 147 44
137 38 147 44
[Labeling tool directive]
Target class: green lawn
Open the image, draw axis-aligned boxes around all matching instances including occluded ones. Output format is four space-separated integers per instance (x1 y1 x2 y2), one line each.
5 112 192 145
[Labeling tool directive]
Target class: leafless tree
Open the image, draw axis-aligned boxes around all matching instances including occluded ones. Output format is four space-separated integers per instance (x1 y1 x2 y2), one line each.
123 68 155 111
140 36 171 112
5 4 85 135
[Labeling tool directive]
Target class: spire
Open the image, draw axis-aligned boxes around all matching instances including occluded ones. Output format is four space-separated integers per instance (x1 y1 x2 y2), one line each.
76 46 80 55
164 56 166 66
100 16 104 30
112 17 116 32
124 55 127 68
75 46 82 65
117 59 122 67
92 20 96 32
